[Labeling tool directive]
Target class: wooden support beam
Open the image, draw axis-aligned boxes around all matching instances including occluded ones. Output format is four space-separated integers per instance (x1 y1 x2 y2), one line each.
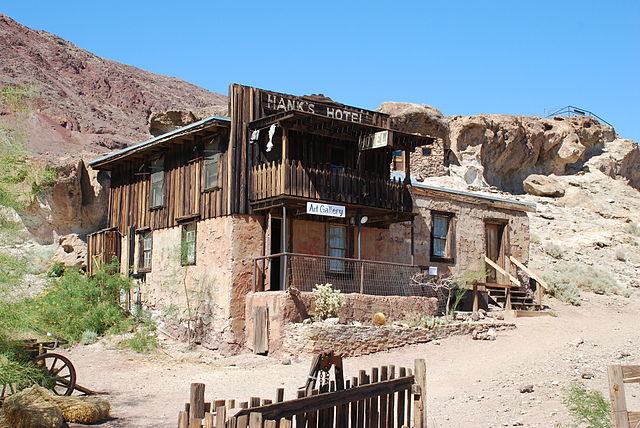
484 256 519 287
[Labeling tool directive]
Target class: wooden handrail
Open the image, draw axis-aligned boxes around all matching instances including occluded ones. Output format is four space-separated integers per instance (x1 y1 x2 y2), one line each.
509 256 548 291
254 252 419 268
484 256 519 287
233 376 414 420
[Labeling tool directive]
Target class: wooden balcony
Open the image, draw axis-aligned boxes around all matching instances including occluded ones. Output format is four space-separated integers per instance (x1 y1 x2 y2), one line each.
249 160 412 213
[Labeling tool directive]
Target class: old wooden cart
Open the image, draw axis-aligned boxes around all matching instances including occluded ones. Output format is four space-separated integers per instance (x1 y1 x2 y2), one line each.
1 329 78 401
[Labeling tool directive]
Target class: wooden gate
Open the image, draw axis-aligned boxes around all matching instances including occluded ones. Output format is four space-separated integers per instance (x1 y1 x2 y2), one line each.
178 359 427 428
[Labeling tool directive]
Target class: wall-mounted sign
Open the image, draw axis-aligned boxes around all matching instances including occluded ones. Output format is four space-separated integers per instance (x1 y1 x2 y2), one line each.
428 266 438 276
306 202 346 218
359 130 393 151
258 89 390 128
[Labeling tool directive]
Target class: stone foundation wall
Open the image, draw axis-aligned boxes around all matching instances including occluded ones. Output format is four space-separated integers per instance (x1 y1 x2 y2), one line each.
410 140 448 180
128 214 263 353
244 291 439 354
282 321 516 357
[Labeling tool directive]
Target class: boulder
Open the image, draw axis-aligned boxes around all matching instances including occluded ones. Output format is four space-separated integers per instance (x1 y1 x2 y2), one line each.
523 174 565 197
2 386 64 428
51 233 87 268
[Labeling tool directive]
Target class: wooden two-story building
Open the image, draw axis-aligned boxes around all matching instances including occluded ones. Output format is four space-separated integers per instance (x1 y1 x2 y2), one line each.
88 84 437 350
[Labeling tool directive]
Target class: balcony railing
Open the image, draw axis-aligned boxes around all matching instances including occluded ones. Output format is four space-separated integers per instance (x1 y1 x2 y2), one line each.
250 160 411 212
253 252 427 296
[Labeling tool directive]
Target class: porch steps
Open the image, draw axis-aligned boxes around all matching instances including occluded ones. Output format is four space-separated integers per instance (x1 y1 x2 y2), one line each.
484 284 539 310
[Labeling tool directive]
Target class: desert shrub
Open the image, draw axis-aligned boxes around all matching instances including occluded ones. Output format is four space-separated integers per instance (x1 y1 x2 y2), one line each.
562 382 611 428
47 261 66 278
29 263 132 342
312 283 344 321
615 248 627 262
623 222 640 236
530 232 541 245
80 330 98 345
545 263 629 305
120 330 159 354
543 242 564 259
409 316 447 329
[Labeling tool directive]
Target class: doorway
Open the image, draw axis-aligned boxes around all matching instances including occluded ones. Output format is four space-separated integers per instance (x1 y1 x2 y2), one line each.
485 222 506 284
269 218 282 290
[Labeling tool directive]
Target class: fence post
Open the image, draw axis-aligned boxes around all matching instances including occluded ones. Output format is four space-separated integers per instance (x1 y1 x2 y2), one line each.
608 365 630 428
189 383 205 420
413 359 427 428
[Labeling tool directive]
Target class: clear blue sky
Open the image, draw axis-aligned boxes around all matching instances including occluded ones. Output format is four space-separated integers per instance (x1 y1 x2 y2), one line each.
3 1 639 140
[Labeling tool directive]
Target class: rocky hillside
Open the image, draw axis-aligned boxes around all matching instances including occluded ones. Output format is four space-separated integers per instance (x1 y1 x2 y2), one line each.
0 13 227 156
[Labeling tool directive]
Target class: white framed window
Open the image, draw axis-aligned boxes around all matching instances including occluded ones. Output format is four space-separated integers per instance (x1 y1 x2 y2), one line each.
203 138 222 190
327 224 347 273
431 212 455 262
150 156 165 207
139 231 152 271
181 223 197 266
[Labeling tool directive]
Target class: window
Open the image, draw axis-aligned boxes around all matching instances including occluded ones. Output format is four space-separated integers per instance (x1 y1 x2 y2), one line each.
138 231 152 271
421 147 432 156
181 223 197 265
203 138 222 190
150 156 165 207
431 212 455 262
327 224 347 273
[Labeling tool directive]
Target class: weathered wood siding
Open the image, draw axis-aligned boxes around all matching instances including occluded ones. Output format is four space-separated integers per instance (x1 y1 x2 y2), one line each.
108 134 230 233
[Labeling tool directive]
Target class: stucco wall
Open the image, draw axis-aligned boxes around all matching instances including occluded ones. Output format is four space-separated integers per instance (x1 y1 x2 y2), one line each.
129 214 263 352
406 193 530 277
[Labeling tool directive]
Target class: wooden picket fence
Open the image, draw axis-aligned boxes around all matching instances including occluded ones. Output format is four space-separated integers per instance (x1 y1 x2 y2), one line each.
608 364 640 428
178 359 427 428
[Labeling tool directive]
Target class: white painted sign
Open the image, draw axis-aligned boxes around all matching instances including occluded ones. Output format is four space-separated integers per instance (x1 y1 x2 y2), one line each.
359 130 392 151
306 202 346 218
428 266 438 276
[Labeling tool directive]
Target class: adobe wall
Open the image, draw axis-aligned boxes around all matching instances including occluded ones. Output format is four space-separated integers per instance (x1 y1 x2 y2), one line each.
291 219 412 264
128 214 263 353
244 291 439 354
402 193 530 277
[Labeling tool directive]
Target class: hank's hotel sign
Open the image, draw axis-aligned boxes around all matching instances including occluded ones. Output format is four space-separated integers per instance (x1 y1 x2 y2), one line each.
306 202 346 218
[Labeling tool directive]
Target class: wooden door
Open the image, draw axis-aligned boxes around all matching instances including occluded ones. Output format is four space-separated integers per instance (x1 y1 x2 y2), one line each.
485 223 506 283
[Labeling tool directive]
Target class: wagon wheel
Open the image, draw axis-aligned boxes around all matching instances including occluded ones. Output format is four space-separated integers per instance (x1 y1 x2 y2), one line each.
33 352 76 396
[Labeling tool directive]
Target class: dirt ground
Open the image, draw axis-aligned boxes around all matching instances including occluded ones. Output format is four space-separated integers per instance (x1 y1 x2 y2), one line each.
58 290 639 428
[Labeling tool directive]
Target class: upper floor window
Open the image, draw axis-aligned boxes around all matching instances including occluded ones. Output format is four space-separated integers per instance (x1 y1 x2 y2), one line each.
181 223 197 266
138 231 152 272
150 156 165 207
203 138 222 190
431 212 455 262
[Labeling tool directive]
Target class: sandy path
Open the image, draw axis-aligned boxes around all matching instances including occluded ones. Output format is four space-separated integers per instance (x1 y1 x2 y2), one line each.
62 291 639 427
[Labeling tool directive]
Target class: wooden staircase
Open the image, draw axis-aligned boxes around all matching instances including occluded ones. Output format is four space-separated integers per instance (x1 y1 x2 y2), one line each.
471 256 549 312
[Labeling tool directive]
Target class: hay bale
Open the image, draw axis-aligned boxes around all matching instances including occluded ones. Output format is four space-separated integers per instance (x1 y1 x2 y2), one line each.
2 385 63 428
51 395 111 424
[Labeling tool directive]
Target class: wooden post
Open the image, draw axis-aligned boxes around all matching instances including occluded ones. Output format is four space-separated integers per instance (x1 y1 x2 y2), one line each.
178 411 189 428
216 406 227 428
282 206 289 290
358 211 365 294
190 383 206 420
413 359 427 428
473 283 479 313
608 365 630 428
404 148 411 185
505 287 512 311
410 217 415 265
249 412 263 428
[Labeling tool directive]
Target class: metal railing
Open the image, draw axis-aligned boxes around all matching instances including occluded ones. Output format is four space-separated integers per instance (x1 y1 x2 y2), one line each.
253 252 425 296
250 160 412 212
542 105 612 127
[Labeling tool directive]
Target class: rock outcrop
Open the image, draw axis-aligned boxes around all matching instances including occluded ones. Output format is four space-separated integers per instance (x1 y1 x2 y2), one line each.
585 138 640 190
51 234 88 268
21 158 109 244
446 114 615 192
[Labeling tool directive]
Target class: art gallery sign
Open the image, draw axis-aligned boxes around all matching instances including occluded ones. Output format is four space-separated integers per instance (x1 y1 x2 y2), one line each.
306 202 346 218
